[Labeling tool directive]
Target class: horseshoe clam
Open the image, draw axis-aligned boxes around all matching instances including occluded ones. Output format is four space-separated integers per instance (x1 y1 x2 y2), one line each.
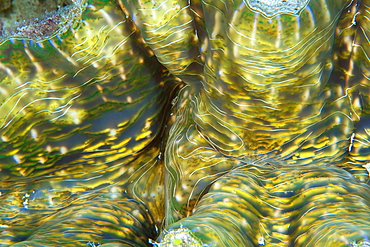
0 0 370 246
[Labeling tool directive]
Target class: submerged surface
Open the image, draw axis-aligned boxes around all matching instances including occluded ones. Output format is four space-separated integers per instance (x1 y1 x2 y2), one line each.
0 0 370 246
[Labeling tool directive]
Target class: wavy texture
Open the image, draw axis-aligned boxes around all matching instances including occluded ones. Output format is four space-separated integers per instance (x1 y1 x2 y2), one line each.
1 0 370 246
164 166 370 246
0 0 179 245
126 0 370 246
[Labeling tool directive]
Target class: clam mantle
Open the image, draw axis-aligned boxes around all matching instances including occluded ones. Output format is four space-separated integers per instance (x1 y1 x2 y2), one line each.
1 0 370 246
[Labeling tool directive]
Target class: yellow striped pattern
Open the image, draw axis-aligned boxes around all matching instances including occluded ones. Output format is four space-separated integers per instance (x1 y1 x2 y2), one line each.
0 0 179 245
1 0 370 246
122 0 370 246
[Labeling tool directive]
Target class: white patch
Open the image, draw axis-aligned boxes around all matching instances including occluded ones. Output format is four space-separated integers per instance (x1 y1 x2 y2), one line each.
258 236 265 245
127 96 133 103
213 181 222 190
363 163 370 175
175 193 183 202
109 129 117 137
246 0 310 17
31 129 38 140
13 155 21 164
60 146 68 154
